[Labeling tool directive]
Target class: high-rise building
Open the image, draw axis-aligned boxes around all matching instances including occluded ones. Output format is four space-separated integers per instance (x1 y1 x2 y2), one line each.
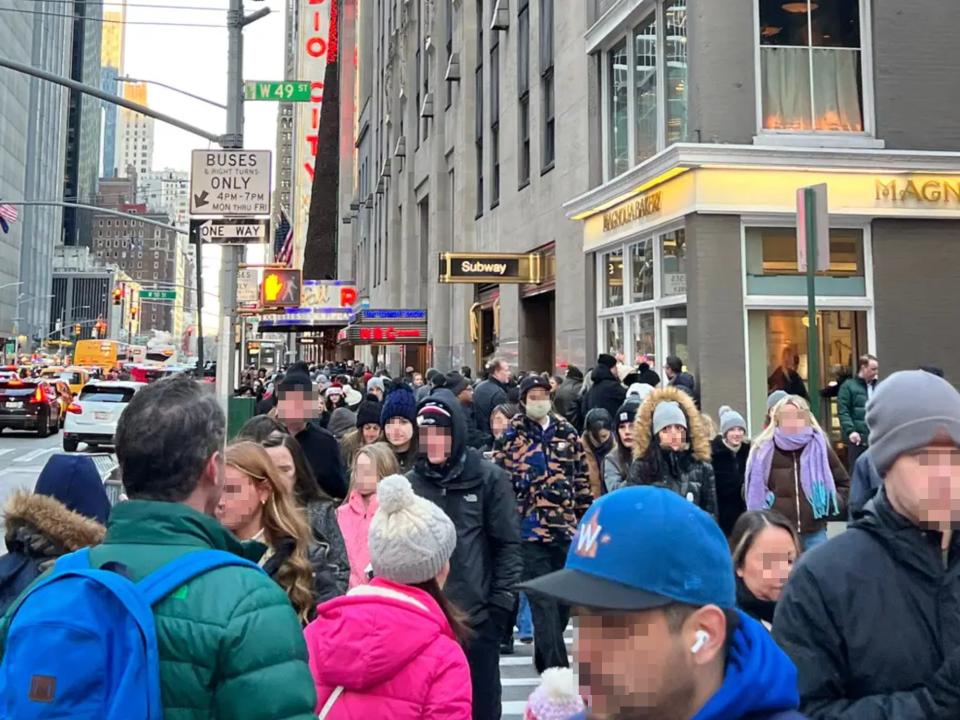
117 83 154 179
63 0 104 247
272 0 299 257
100 7 125 178
138 169 189 229
0 1 73 347
89 208 178 334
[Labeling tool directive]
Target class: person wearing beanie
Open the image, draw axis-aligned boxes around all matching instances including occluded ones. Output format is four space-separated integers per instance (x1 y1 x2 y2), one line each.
521 487 806 720
272 365 347 500
381 386 420 472
493 375 591 669
626 382 654 402
554 366 585 432
407 391 521 720
745 395 848 552
524 667 585 720
439 371 488 450
603 397 642 494
305 475 472 719
0 455 109 613
416 367 443 403
583 354 627 427
366 376 386 402
626 387 718 518
581 408 615 500
711 406 750 536
774 370 960 718
338 400 384 472
635 357 661 388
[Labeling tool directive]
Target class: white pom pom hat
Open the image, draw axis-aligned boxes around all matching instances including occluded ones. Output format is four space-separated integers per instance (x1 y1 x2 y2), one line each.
368 474 458 584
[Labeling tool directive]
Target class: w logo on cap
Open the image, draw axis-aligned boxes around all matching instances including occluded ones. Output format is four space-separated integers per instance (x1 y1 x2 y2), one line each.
575 514 604 559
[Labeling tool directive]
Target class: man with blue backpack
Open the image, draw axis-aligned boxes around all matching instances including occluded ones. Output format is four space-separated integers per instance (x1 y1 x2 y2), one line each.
0 375 317 719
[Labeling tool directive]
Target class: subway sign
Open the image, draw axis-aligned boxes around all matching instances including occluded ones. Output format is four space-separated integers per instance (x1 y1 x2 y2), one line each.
438 252 541 284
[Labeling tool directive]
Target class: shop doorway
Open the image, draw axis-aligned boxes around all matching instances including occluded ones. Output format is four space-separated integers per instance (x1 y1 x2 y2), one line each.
661 318 688 376
748 309 868 439
520 292 555 374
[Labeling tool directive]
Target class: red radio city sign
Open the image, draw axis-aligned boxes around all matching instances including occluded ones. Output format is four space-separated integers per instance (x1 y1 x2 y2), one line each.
301 0 337 182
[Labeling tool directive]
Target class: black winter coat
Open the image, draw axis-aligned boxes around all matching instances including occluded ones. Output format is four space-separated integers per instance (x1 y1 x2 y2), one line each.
473 377 509 438
711 436 750 536
583 366 627 424
554 377 584 432
773 489 960 719
627 447 718 518
296 423 347 499
407 392 522 624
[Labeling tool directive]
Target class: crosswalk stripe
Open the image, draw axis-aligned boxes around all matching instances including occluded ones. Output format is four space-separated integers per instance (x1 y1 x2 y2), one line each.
501 678 539 687
14 448 56 464
0 449 13 458
502 701 527 715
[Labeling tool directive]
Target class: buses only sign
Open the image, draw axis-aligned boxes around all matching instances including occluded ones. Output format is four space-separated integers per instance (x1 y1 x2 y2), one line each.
190 149 271 216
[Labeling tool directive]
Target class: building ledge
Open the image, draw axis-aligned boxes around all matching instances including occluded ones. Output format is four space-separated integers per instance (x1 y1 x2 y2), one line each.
564 142 960 221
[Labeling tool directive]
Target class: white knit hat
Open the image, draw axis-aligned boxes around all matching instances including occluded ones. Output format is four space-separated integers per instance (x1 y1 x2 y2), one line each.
525 667 584 720
368 475 457 584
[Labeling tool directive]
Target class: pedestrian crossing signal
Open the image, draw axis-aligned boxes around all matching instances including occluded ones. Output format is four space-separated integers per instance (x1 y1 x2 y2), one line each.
261 269 302 308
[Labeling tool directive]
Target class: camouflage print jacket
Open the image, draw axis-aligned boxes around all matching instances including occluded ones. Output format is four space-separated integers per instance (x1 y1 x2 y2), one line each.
494 413 593 543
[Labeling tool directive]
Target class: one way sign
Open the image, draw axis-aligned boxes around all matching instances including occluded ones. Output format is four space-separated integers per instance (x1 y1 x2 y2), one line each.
189 218 270 245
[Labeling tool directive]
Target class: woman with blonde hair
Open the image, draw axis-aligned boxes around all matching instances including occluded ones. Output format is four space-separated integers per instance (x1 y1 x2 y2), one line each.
745 395 849 552
217 441 319 623
337 442 400 588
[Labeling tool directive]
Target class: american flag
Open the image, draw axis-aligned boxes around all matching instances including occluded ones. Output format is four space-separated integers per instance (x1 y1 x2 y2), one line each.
275 209 294 267
0 202 17 235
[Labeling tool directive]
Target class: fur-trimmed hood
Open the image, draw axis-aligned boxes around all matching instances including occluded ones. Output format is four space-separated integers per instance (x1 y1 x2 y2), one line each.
3 492 106 558
632 386 712 463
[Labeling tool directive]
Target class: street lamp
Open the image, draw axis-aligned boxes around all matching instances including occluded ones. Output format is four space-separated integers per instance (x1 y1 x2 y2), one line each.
116 76 228 111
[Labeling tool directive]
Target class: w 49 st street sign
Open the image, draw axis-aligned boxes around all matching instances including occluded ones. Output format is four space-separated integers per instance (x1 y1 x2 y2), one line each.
189 218 269 245
190 149 271 216
140 289 176 301
244 81 312 102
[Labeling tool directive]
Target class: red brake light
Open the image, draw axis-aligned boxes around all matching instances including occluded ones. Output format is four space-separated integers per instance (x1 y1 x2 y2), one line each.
67 403 82 414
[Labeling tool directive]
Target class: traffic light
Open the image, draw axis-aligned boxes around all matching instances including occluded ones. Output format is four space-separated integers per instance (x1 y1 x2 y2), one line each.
113 285 124 305
130 306 139 320
73 323 81 336
261 269 302 308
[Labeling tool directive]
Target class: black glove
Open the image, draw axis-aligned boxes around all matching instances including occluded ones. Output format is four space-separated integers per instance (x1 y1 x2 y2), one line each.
487 603 513 635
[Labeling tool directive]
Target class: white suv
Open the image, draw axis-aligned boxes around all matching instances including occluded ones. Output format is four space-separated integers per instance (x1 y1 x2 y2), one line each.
63 381 145 452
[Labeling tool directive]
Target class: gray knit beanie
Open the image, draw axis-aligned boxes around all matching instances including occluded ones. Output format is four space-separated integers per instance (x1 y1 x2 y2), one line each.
719 405 747 436
766 390 788 412
368 474 457 584
653 401 688 435
866 370 960 476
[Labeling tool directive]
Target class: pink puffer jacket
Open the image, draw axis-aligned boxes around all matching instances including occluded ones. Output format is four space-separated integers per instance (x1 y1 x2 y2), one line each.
305 577 472 719
336 491 377 589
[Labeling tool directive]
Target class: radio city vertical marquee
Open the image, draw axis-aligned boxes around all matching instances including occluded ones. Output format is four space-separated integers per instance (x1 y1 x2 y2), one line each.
292 0 335 265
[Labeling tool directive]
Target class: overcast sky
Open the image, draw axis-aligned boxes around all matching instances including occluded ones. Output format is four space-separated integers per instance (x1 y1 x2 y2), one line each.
123 0 283 327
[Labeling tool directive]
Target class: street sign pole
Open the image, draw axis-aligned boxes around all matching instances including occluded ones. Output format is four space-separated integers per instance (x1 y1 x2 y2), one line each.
797 184 829 419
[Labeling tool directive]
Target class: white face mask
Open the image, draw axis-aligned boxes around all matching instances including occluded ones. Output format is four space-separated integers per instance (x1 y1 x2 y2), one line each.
525 400 552 421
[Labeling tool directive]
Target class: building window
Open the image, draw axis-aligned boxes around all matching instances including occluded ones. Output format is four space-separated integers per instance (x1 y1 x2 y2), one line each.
631 238 654 302
602 248 624 308
745 226 866 295
660 229 686 296
540 0 555 171
603 1 688 179
759 0 864 132
490 33 500 207
475 0 484 217
518 0 531 187
609 40 629 177
445 1 455 109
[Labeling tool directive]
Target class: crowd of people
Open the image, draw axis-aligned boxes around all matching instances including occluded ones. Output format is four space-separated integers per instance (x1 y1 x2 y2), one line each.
0 348 956 720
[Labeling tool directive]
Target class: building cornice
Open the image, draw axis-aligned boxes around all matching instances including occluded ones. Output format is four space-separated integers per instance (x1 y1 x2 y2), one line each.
564 143 960 220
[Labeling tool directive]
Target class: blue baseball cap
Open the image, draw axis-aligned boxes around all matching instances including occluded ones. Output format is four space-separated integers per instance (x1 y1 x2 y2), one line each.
520 486 735 611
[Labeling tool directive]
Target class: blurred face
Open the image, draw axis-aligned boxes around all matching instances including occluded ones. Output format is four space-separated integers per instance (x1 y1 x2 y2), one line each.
724 427 745 446
216 466 269 539
412 373 424 387
421 426 453 465
385 417 414 450
861 359 879 383
527 387 550 404
490 410 511 439
658 425 686 451
778 402 809 435
885 442 960 529
276 389 316 423
618 423 635 447
352 452 379 496
361 423 381 444
493 362 511 384
575 609 695 719
738 526 798 601
264 444 296 494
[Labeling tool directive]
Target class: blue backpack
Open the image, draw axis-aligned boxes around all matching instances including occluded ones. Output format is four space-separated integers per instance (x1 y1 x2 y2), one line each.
0 547 262 719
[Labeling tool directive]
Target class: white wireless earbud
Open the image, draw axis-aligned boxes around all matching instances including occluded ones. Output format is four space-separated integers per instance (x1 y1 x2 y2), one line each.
690 630 710 654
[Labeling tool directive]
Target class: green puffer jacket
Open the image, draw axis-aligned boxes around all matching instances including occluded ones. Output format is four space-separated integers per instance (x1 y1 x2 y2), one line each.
837 377 870 444
1 500 317 720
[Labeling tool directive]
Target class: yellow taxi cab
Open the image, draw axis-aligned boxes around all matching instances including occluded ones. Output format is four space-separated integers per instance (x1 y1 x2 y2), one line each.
53 380 73 428
58 367 91 396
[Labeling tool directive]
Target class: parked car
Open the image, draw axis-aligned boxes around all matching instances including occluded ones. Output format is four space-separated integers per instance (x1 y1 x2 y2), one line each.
0 378 62 437
62 381 145 452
